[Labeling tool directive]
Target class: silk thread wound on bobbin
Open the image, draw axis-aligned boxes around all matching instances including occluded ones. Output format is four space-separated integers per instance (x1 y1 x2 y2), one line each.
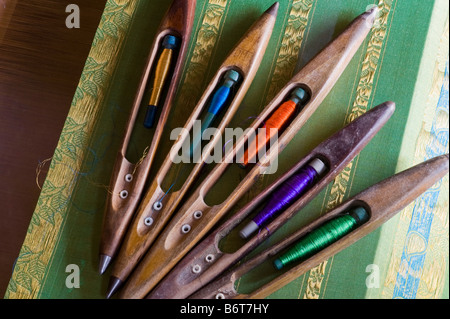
273 207 369 270
240 158 326 239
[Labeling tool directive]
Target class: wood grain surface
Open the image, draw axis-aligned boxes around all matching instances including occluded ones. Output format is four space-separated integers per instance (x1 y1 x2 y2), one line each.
0 0 105 297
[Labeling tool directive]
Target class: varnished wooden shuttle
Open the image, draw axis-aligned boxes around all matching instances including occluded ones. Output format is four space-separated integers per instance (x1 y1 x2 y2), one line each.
99 0 196 274
189 154 449 298
108 2 280 298
118 7 380 299
147 101 395 299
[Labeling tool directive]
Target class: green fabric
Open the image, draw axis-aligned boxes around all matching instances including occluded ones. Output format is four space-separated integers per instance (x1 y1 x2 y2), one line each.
5 0 448 299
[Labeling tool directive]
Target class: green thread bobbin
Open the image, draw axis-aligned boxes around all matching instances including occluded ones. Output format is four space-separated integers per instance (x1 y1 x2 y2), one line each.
274 207 369 270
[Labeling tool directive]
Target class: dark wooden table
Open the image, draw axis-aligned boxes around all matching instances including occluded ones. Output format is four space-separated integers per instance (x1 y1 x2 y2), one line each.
0 0 106 297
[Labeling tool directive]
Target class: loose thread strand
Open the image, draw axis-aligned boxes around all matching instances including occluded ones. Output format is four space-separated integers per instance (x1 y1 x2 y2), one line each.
35 157 53 190
132 145 150 176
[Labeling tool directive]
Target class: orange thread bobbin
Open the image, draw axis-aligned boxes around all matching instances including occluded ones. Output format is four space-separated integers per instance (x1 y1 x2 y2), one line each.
239 88 309 168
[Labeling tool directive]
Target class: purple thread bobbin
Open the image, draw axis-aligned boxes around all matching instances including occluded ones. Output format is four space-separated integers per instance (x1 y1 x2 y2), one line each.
240 158 326 239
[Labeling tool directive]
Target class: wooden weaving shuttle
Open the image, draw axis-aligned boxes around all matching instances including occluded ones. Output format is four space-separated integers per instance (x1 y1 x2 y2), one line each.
107 3 279 298
118 7 379 299
189 154 449 299
147 101 395 299
98 0 196 274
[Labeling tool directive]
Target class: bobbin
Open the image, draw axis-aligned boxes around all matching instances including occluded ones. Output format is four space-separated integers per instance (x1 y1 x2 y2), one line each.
272 206 370 270
239 157 327 239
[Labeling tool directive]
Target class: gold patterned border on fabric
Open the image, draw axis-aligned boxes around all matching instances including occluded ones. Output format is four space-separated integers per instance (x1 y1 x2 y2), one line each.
5 0 140 299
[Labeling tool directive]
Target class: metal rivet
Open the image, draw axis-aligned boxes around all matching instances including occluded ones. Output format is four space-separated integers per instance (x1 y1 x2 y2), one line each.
215 293 225 299
193 210 203 219
144 217 153 226
153 201 163 211
181 224 191 234
192 264 201 274
205 254 214 263
119 190 128 199
125 174 133 182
